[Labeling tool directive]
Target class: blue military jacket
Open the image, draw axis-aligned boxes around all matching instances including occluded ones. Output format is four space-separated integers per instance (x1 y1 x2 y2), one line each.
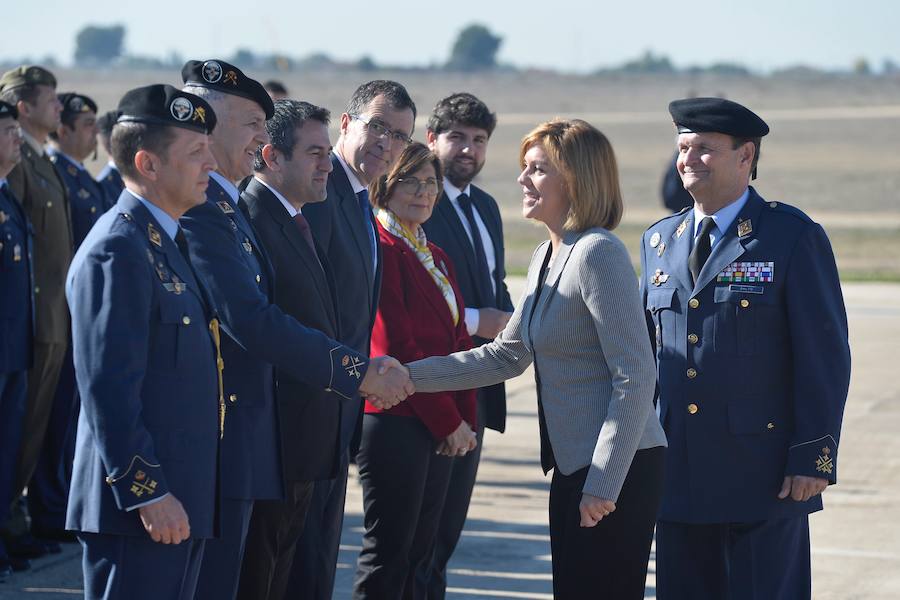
96 162 124 208
49 149 115 248
640 188 851 523
66 191 220 538
178 176 367 500
0 183 34 374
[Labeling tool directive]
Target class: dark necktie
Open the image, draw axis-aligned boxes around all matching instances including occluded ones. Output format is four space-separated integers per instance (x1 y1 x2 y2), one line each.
457 193 495 304
356 189 377 275
689 216 716 286
293 212 318 256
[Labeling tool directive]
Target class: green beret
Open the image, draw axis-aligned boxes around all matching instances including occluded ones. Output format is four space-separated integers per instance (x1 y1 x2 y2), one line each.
0 65 57 93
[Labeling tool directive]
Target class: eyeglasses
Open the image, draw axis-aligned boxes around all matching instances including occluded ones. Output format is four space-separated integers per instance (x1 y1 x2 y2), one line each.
350 114 412 146
396 177 439 196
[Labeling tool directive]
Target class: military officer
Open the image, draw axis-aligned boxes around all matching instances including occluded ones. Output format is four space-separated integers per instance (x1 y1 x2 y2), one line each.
0 65 71 559
177 60 411 600
49 93 113 247
640 97 851 600
66 84 220 600
0 100 33 579
26 92 112 547
96 110 125 203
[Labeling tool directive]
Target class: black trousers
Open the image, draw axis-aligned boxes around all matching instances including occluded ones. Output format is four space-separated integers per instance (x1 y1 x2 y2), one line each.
237 481 313 600
353 414 454 600
420 397 486 600
284 449 350 600
549 446 664 600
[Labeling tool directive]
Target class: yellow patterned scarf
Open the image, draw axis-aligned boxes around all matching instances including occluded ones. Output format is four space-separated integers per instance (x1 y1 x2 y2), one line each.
376 208 459 325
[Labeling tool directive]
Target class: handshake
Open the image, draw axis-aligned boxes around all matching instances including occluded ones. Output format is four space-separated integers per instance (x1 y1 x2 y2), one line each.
358 356 415 410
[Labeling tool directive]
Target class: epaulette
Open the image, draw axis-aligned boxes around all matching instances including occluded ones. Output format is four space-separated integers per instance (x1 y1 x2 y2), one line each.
763 199 813 224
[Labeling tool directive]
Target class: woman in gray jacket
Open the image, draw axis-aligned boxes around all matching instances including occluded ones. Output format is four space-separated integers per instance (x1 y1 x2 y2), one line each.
405 119 666 599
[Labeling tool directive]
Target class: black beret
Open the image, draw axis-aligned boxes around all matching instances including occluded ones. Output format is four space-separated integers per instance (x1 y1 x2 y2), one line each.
96 110 121 135
181 59 274 119
0 100 18 120
58 93 98 119
116 84 217 135
0 65 57 93
668 97 769 138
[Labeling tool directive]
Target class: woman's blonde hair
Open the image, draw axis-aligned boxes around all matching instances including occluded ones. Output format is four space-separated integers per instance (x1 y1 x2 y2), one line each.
519 119 623 231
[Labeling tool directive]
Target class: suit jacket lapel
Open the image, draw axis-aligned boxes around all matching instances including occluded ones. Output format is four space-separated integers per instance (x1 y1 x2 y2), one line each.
533 230 582 323
331 155 375 290
472 187 505 305
254 182 336 327
694 192 765 292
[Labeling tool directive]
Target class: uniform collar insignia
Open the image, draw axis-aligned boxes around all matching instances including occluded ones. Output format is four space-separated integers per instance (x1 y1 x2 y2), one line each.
675 218 690 238
738 219 753 237
148 223 162 247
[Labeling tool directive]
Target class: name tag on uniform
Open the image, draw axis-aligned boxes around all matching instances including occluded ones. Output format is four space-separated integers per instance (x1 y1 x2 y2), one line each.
729 284 764 294
717 261 774 283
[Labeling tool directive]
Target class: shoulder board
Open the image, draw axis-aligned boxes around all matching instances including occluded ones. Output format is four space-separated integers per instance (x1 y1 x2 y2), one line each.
764 199 813 224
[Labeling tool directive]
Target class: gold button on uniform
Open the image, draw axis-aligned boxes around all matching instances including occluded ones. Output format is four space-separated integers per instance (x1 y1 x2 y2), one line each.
686 368 697 378
90 206 97 214
687 403 699 414
740 299 750 308
229 394 238 403
767 422 775 429
34 286 40 294
182 316 191 325
46 201 53 208
256 274 261 283
688 333 699 344
689 298 700 309
769 202 778 208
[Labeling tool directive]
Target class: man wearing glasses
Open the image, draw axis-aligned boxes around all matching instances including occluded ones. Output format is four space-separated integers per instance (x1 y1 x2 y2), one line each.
290 80 417 600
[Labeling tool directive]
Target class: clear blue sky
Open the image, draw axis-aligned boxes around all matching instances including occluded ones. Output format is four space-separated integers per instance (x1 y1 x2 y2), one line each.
2 0 898 72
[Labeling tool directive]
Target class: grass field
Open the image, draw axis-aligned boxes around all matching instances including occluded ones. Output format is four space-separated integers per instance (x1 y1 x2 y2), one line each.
56 68 900 280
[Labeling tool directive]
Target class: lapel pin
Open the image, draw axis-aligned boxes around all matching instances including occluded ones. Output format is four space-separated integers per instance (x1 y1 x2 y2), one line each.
649 232 661 248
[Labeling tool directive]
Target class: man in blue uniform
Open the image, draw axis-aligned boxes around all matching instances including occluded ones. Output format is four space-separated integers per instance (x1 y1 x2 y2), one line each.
640 97 851 600
66 84 221 600
0 100 33 579
95 110 124 203
27 93 114 546
49 93 113 246
177 60 412 600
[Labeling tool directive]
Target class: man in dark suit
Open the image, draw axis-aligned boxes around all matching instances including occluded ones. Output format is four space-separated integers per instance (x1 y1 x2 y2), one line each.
177 62 409 600
420 92 514 598
640 98 851 600
0 66 70 560
66 83 221 600
0 100 33 579
290 80 417 599
238 99 403 600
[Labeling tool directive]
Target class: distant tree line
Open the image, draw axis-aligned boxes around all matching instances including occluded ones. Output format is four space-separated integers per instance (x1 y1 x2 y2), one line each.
5 22 895 78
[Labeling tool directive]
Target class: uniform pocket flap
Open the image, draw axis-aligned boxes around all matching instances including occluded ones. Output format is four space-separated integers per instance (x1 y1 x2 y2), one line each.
647 287 677 312
727 397 787 434
714 286 777 305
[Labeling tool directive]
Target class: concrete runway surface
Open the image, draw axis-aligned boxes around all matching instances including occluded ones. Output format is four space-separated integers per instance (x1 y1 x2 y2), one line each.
2 280 897 599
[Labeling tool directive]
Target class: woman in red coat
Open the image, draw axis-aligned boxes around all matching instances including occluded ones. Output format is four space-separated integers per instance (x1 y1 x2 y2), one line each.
353 143 476 599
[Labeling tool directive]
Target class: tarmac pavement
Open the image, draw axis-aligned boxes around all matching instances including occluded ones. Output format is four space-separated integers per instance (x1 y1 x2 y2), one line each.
2 280 898 599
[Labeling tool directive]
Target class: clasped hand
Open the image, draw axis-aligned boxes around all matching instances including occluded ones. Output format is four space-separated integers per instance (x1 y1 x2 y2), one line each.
579 493 616 527
359 355 415 410
436 420 477 457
